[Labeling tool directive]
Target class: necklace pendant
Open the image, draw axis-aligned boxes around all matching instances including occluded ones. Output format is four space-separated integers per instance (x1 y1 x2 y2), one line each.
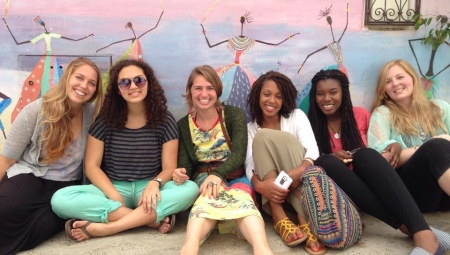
334 133 340 139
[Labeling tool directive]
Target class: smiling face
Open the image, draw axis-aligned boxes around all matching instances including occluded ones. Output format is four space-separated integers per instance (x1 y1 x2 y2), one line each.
259 80 282 120
315 78 342 118
66 64 98 108
190 74 218 112
117 65 148 104
385 64 414 106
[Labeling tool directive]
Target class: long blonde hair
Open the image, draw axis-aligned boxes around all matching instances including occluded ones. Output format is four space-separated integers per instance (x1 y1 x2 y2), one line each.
40 57 103 164
371 59 445 135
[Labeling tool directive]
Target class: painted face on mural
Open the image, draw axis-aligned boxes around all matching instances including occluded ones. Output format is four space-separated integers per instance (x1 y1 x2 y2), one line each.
66 64 98 108
117 65 148 104
259 80 282 119
315 78 342 118
385 65 414 105
190 75 218 111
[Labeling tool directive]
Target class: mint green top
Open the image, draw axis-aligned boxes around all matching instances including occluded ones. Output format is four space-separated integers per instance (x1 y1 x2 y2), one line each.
368 99 450 152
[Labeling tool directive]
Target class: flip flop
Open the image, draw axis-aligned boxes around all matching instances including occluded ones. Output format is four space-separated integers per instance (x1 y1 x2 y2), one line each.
65 219 93 241
64 219 78 240
158 214 176 234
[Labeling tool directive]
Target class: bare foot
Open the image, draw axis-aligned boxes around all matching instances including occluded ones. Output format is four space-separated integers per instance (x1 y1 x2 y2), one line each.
146 216 171 234
71 220 104 242
306 238 326 253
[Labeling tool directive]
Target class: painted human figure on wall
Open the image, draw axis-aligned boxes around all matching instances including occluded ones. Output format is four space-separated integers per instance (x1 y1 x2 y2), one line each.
0 92 12 139
3 16 93 123
96 11 164 92
408 38 450 98
201 12 299 121
297 3 349 113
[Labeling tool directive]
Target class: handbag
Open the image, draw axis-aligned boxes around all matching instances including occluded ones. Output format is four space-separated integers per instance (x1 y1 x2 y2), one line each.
196 108 245 180
300 166 363 249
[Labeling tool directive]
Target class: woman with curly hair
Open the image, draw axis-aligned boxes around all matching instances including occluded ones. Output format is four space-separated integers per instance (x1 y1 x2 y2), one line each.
0 57 103 254
246 71 362 255
309 68 449 255
51 59 198 241
177 65 273 255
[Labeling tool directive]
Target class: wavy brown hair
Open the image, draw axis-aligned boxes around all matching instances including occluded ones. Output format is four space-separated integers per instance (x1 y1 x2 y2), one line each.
183 65 223 110
247 71 298 127
100 59 168 128
41 57 103 164
372 59 445 135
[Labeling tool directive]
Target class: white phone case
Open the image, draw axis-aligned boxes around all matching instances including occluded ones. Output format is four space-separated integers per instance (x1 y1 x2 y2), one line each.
274 171 292 189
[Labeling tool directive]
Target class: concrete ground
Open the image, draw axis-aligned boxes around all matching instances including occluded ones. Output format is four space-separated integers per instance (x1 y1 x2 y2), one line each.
18 211 450 255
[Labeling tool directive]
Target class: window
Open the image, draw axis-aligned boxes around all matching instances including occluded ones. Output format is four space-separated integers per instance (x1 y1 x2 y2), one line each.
365 0 421 26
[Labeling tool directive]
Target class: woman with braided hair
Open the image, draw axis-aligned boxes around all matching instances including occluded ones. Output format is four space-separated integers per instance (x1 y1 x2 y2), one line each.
309 69 449 255
246 70 366 254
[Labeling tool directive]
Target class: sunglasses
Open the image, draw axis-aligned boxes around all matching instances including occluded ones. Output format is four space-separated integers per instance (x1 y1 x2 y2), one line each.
118 76 147 90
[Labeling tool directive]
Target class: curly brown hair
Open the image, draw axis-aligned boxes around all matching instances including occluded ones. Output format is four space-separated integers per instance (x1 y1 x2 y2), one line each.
247 71 298 126
100 59 168 128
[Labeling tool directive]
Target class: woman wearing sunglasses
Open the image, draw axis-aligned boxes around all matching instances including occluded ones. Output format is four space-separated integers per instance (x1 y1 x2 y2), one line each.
177 65 273 255
0 57 103 254
51 59 199 241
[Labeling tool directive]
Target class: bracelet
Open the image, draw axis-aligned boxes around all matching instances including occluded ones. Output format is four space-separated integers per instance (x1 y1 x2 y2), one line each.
303 158 314 166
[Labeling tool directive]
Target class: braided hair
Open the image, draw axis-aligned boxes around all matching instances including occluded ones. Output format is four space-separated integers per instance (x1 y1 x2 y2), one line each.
247 71 298 127
308 69 365 154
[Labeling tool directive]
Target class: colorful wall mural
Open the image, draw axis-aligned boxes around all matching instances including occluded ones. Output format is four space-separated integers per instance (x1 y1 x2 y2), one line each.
1 0 449 149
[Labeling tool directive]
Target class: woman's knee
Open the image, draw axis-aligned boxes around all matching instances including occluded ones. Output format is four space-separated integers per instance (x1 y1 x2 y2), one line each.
0 196 16 219
315 154 339 169
50 188 71 217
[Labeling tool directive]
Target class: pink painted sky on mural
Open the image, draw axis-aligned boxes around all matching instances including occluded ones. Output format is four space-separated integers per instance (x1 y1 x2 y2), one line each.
3 0 363 30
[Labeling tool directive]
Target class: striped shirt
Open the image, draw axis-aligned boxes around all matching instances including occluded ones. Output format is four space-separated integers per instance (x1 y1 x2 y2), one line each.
89 112 178 181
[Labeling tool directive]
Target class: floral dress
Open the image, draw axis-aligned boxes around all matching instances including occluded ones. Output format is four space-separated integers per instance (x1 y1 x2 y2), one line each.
187 112 261 238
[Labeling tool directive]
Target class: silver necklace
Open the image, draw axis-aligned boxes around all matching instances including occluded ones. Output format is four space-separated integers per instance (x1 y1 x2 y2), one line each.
328 123 341 139
416 123 427 141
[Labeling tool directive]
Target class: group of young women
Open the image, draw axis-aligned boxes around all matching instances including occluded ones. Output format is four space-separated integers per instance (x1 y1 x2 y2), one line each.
1 57 450 255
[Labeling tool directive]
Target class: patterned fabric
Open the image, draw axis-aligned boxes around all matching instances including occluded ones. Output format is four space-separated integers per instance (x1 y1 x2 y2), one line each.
189 113 230 162
327 42 343 67
216 65 252 121
301 166 362 249
227 36 255 54
189 173 261 240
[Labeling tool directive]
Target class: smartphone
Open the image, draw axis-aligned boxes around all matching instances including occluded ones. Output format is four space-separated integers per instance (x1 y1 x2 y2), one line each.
349 148 361 155
274 171 293 189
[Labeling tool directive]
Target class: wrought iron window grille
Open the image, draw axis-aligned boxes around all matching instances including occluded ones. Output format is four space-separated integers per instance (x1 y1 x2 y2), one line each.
365 0 421 26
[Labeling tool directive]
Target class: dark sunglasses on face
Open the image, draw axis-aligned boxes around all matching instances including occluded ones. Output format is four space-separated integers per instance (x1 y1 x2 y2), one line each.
118 76 147 90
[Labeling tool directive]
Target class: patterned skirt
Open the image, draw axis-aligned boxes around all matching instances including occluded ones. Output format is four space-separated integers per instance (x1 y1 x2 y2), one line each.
189 173 261 239
301 166 363 249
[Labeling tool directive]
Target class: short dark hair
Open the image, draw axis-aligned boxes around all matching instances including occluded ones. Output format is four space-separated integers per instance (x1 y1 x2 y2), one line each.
247 71 298 126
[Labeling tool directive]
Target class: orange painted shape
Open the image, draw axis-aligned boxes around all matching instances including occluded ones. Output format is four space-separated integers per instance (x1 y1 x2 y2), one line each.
11 56 46 123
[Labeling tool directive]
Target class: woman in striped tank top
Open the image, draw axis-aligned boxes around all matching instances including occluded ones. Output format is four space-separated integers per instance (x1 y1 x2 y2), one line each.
51 59 199 241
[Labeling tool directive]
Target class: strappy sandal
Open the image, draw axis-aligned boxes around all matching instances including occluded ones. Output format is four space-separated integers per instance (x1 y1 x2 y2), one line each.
299 223 328 255
273 217 307 247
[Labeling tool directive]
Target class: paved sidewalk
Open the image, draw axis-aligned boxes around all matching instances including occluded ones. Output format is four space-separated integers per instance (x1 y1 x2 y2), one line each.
18 211 450 255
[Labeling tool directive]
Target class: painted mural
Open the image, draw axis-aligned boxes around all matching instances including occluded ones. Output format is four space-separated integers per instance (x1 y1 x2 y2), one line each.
1 0 449 149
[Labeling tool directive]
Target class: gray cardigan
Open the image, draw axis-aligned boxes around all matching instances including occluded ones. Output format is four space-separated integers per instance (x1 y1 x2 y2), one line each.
2 99 94 179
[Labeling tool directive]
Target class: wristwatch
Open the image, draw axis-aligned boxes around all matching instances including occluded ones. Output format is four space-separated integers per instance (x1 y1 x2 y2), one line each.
152 177 162 188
